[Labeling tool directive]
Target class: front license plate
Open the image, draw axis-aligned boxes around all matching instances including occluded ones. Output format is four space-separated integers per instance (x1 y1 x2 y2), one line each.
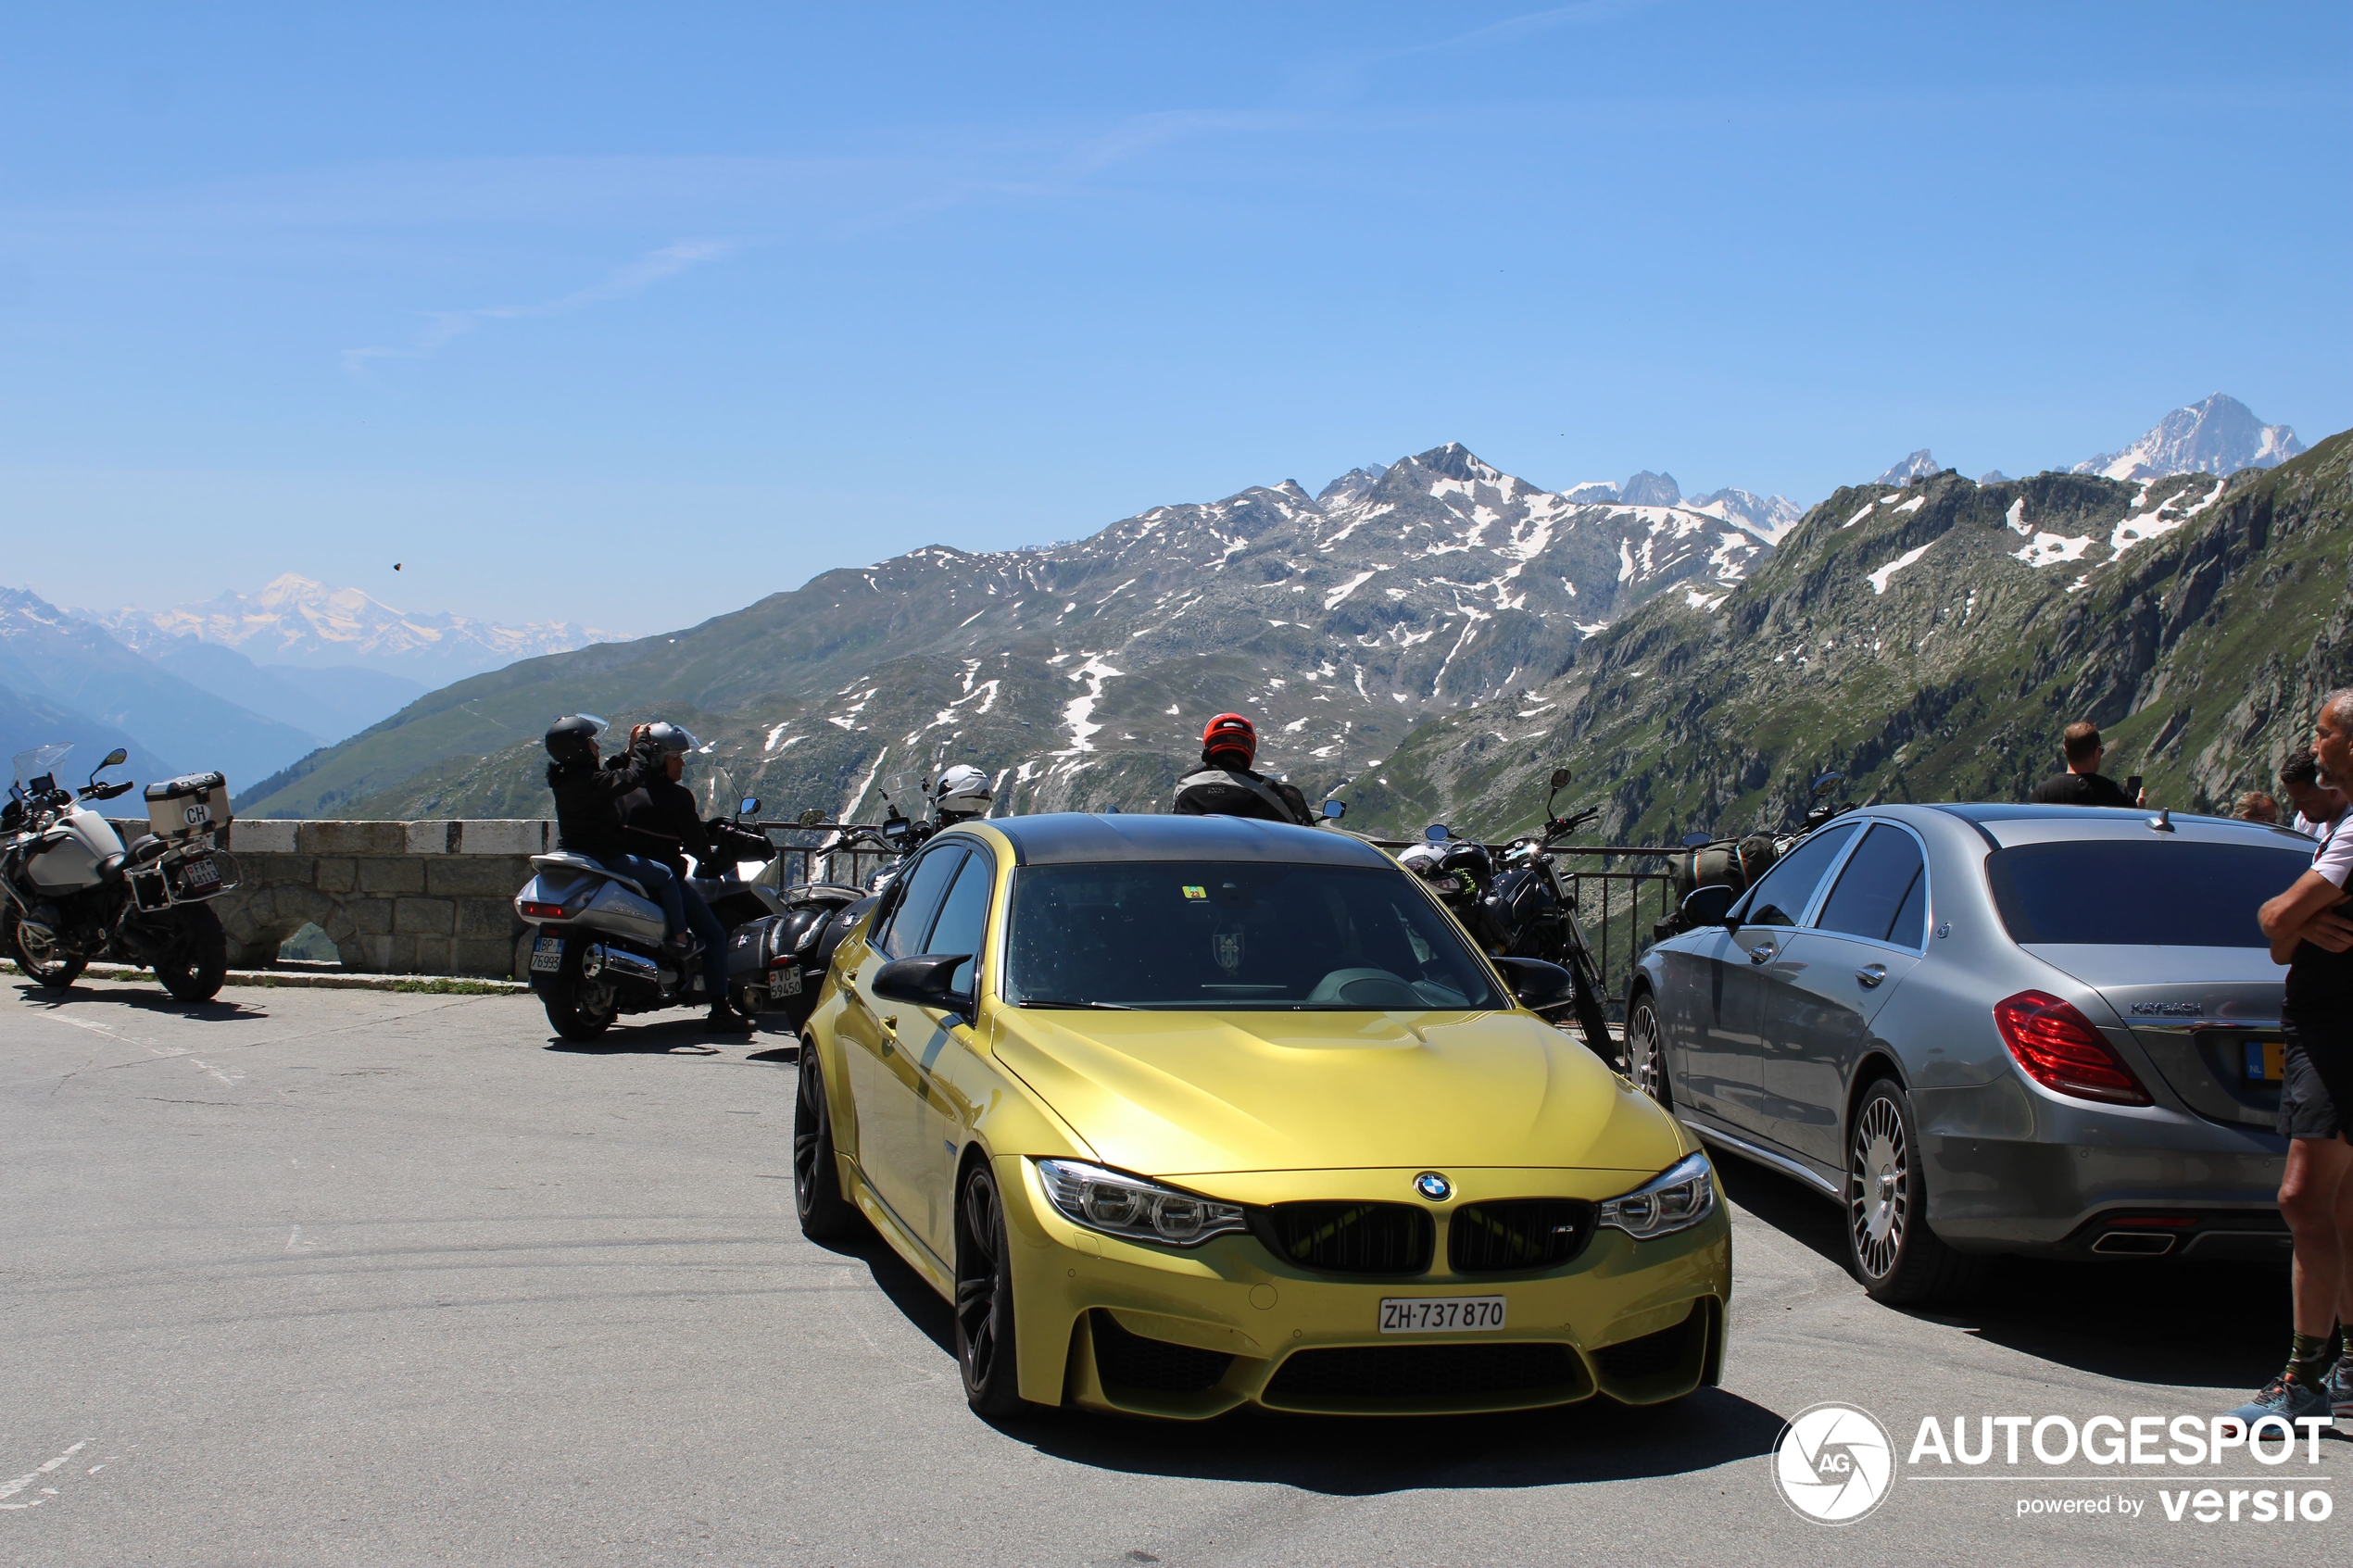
2245 1039 2284 1085
182 856 220 888
530 935 564 974
1379 1296 1506 1334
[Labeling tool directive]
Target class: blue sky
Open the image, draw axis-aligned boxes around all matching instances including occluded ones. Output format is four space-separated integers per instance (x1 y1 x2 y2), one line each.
2 3 2345 637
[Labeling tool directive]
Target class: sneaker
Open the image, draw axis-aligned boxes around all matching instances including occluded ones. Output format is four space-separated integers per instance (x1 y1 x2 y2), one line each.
2325 1357 2353 1420
2219 1373 2334 1439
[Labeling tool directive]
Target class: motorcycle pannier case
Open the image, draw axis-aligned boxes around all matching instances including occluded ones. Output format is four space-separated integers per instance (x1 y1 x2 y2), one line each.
145 771 233 842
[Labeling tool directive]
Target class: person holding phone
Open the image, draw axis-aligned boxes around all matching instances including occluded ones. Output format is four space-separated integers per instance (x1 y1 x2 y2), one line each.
2028 721 2144 808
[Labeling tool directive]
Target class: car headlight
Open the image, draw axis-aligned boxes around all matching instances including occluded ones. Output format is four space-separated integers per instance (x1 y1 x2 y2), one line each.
1035 1159 1247 1248
1596 1151 1718 1240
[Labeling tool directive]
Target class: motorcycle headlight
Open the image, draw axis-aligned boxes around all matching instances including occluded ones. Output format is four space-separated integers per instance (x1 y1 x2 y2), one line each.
1035 1159 1247 1248
1596 1151 1718 1240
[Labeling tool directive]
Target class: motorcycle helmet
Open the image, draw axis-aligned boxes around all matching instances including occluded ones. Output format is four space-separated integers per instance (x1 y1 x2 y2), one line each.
933 763 992 822
1202 712 1257 770
545 713 609 765
1437 839 1496 897
645 721 700 755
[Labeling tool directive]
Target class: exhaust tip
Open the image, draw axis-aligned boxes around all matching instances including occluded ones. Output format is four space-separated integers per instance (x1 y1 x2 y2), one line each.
2091 1231 2177 1257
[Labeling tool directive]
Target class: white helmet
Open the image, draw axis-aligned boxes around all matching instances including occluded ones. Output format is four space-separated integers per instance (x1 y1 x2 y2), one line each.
933 763 992 822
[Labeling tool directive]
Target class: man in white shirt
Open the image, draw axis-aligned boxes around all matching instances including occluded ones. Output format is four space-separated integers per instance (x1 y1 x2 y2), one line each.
2281 746 2347 840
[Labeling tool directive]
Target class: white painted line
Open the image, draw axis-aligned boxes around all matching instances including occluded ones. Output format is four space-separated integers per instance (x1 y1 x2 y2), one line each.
0 1442 84 1500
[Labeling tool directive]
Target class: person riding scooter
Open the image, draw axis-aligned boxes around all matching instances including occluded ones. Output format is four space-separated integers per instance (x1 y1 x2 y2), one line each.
616 721 753 1034
544 714 694 964
931 764 992 826
1172 713 1312 825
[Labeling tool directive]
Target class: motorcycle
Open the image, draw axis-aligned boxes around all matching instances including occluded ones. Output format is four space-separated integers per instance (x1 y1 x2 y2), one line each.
514 794 785 1041
1 744 238 1001
723 807 931 1035
1403 767 1616 1062
1655 770 1852 941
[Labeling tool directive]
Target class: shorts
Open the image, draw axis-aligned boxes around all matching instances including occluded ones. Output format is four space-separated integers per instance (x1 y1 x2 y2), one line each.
2277 1014 2353 1141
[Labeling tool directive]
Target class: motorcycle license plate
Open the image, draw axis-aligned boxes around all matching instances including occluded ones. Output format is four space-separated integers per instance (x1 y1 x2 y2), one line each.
1379 1296 1506 1334
182 856 220 889
774 966 803 997
531 935 564 974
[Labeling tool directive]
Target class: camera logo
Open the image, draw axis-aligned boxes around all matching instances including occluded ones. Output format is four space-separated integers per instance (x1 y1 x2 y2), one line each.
1773 1402 1896 1524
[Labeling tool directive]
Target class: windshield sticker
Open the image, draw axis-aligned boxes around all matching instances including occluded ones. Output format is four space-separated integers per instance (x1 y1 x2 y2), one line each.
1182 885 1207 900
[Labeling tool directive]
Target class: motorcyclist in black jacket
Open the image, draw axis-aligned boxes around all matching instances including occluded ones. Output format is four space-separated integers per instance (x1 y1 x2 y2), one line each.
545 714 691 957
618 721 752 1032
1172 712 1313 825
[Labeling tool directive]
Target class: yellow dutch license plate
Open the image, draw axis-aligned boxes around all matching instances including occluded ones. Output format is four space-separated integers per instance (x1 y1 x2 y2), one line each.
2243 1040 2284 1085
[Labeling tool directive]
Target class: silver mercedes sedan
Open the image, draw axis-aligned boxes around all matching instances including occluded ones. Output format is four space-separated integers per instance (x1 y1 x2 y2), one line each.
1627 803 2310 1306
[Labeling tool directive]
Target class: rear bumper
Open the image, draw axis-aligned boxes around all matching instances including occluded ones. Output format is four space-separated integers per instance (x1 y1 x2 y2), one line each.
1913 1080 2286 1255
997 1156 1732 1418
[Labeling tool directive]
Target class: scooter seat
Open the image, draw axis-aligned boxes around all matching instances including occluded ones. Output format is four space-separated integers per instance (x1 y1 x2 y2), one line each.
530 851 649 901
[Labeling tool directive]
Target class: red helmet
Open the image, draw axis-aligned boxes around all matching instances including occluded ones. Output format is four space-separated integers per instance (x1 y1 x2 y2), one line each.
1202 712 1257 767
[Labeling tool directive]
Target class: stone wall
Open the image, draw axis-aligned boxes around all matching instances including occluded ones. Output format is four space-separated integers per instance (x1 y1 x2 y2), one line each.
205 820 560 978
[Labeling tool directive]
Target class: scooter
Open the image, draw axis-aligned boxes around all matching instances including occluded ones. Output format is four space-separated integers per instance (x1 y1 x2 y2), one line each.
1 744 239 1001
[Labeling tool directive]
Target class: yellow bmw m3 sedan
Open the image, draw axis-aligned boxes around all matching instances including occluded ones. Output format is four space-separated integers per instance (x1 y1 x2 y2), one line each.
792 812 1730 1420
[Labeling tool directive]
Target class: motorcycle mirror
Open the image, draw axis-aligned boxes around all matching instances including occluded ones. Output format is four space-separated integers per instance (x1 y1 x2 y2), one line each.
797 808 824 828
1424 823 1450 842
1810 771 1843 797
1680 884 1739 929
1681 831 1712 848
1548 767 1571 789
102 748 128 768
1320 799 1347 821
1102 805 1123 814
739 797 761 818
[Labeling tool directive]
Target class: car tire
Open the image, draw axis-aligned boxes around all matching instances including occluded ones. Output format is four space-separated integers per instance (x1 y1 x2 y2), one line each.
954 1163 1037 1419
1624 989 1671 1110
793 1047 858 1240
1845 1077 1986 1307
154 904 228 1002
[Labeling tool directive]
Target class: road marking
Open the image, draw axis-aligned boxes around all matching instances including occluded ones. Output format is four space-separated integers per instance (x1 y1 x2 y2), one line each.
285 1225 318 1252
0 1442 86 1503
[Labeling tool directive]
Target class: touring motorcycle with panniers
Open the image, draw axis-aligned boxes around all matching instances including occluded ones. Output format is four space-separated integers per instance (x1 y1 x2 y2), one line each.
1 744 239 1001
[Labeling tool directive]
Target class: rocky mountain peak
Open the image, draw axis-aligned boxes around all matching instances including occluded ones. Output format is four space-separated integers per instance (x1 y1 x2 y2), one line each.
1315 464 1388 508
1617 470 1681 507
2072 393 2306 483
1876 449 1942 485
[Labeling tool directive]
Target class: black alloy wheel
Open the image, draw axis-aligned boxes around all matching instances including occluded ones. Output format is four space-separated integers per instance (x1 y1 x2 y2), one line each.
954 1163 1032 1418
792 1047 857 1239
1844 1077 1985 1307
6 909 86 989
153 904 228 1002
1624 991 1670 1109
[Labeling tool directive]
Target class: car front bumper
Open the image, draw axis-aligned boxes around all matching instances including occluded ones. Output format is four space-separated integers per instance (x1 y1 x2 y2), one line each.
997 1157 1733 1418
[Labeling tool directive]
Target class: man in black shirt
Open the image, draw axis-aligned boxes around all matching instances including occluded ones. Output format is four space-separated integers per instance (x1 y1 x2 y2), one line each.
1172 712 1313 825
2028 721 2143 808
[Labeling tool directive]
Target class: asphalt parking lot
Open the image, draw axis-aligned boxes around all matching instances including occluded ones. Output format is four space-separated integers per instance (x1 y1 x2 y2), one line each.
0 979 2333 1567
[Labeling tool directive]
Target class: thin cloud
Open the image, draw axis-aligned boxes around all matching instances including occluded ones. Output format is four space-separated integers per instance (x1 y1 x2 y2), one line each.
342 238 732 376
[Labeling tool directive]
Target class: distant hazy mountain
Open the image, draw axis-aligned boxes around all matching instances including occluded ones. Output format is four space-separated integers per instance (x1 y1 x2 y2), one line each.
0 684 174 787
1527 471 1801 545
239 442 1795 820
1876 449 1943 485
92 573 619 684
2072 394 2306 483
0 587 321 789
143 637 425 746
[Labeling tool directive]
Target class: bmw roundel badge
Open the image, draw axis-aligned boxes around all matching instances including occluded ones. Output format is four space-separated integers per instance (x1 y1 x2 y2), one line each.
1413 1172 1453 1202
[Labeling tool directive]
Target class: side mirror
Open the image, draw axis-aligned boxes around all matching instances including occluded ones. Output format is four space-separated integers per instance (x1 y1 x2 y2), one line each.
1492 955 1572 1010
103 748 128 768
739 797 761 818
1548 767 1571 789
1424 823 1451 842
1680 831 1712 848
871 953 975 1019
1680 884 1739 929
1810 771 1843 797
797 808 824 827
1320 799 1347 821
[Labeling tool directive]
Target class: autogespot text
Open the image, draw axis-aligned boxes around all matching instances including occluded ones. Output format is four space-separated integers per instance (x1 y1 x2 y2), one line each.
1906 1413 2334 1525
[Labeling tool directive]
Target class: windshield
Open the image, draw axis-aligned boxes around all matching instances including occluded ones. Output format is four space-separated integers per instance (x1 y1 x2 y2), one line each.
12 744 71 791
1986 839 2314 947
1004 860 1503 1010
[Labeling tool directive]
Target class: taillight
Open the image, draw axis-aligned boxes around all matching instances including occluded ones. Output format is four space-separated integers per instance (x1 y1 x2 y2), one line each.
519 900 567 920
1992 990 2151 1105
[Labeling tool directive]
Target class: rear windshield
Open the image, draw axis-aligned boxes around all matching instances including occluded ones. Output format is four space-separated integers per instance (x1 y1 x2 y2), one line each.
1985 840 2314 947
1004 860 1501 1010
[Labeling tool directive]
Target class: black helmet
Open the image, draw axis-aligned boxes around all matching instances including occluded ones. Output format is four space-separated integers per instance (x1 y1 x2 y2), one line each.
1437 839 1495 897
545 713 608 766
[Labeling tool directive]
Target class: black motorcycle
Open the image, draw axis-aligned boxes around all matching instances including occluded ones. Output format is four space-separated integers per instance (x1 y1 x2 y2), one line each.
1404 768 1616 1062
1655 770 1852 941
723 808 929 1034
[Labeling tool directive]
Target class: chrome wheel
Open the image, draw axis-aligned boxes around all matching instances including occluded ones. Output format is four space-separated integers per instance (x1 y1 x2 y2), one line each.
1625 995 1668 1106
1848 1095 1907 1281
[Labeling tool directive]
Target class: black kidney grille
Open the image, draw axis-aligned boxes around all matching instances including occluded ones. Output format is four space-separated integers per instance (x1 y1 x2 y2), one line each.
1252 1202 1433 1275
1265 1342 1582 1402
1088 1311 1234 1396
1449 1198 1596 1273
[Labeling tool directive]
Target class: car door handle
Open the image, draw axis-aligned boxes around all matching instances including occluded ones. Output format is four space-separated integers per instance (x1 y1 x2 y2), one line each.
1856 963 1887 988
1748 943 1776 965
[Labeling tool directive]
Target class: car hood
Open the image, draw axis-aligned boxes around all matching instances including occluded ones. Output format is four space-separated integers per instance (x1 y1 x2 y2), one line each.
988 1006 1681 1178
